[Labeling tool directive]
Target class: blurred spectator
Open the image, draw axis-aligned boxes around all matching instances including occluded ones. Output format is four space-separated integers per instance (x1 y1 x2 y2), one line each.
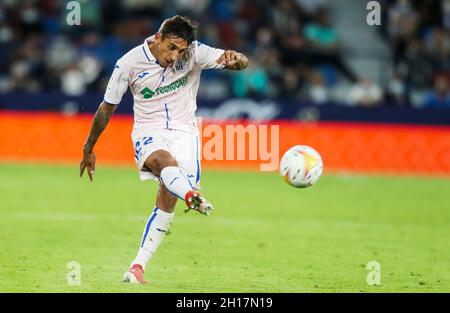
423 75 450 107
271 0 302 36
348 79 383 108
385 72 407 106
231 56 269 98
278 66 303 100
169 0 210 16
306 70 330 104
295 0 330 17
45 35 77 71
19 1 44 36
383 0 450 107
302 8 358 83
424 28 450 71
0 0 448 109
387 0 418 39
304 8 337 51
444 0 450 30
61 64 86 96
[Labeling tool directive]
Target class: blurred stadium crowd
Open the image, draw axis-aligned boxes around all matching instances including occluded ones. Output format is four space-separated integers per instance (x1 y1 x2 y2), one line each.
0 0 449 108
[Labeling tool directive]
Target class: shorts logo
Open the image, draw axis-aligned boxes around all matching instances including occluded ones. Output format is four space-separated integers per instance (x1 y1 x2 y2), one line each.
139 75 188 99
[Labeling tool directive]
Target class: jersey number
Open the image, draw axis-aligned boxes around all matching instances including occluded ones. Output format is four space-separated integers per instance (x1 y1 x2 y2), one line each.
134 137 153 161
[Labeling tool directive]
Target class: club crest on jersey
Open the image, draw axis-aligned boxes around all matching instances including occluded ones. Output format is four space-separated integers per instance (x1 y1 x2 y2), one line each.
140 74 188 99
173 45 194 73
173 58 189 73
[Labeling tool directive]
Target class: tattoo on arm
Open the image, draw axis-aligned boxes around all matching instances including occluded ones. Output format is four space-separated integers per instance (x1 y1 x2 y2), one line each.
83 104 115 153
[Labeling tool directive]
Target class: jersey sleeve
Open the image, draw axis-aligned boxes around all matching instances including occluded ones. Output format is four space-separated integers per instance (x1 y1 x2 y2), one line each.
194 41 226 70
103 61 130 105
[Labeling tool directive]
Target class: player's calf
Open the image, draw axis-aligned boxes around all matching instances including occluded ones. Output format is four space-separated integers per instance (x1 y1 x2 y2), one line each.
156 185 178 213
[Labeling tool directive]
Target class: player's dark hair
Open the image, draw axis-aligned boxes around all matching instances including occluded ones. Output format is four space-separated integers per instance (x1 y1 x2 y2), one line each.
159 15 198 44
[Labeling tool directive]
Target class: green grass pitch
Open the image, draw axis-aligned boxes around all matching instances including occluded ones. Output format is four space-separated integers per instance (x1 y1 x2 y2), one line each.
0 162 449 292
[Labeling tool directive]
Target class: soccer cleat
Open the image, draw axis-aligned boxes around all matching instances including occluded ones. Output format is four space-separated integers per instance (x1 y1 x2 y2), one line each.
184 190 214 216
122 264 147 284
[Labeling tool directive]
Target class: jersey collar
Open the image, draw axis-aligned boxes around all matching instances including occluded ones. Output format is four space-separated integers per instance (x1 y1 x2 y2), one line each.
142 35 157 63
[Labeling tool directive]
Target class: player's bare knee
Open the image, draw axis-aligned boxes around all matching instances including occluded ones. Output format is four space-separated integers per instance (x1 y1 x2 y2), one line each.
145 150 177 176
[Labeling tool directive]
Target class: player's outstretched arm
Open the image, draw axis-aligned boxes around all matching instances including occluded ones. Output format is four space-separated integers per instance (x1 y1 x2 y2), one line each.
217 50 248 70
80 101 117 181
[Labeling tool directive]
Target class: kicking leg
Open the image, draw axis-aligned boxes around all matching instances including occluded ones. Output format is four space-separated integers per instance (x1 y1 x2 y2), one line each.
145 149 213 215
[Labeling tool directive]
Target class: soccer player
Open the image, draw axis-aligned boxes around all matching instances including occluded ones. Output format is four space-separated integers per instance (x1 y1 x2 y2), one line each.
79 15 248 284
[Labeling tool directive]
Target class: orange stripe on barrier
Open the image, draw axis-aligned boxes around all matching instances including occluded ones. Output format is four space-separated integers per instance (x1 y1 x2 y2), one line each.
0 112 449 176
276 121 450 176
0 111 133 165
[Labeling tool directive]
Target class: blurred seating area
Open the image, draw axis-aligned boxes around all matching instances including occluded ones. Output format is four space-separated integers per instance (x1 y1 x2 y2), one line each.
379 0 450 107
0 0 449 108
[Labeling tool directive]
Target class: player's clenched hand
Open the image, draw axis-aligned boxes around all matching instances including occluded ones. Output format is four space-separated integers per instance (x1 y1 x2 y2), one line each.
80 151 96 182
217 50 240 67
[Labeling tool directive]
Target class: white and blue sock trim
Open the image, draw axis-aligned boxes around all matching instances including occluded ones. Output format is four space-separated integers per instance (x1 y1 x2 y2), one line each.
140 207 158 248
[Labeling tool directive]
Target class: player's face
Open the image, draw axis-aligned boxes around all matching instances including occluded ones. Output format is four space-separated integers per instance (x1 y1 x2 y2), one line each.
155 34 189 68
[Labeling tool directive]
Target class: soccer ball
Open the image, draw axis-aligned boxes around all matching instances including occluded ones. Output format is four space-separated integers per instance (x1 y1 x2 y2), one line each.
279 145 323 188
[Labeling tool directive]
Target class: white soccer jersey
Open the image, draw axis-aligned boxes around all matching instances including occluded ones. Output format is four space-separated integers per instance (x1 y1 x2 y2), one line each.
104 35 225 137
